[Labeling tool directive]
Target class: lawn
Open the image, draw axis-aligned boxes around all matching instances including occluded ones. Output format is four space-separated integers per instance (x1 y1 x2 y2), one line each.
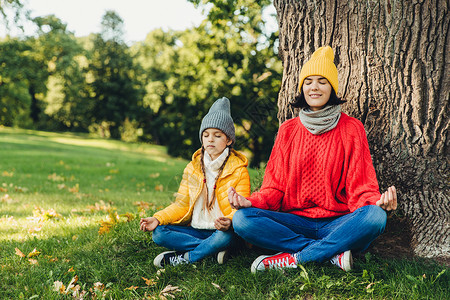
0 127 448 299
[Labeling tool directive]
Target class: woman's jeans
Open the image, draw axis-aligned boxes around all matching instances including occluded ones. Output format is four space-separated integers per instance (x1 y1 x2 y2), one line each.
152 225 236 262
232 205 386 263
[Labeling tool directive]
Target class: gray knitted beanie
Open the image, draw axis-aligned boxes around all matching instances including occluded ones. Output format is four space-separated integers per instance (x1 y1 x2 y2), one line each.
199 97 235 145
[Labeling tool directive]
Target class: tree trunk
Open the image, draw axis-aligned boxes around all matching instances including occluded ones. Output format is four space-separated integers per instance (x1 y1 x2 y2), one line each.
274 0 449 259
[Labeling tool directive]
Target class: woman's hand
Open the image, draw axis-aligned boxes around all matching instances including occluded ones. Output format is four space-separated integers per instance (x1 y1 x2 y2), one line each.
139 217 160 232
215 217 232 231
376 186 397 211
228 187 252 209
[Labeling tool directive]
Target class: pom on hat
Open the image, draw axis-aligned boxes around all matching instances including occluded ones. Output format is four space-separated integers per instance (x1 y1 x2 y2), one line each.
298 46 339 94
199 97 235 145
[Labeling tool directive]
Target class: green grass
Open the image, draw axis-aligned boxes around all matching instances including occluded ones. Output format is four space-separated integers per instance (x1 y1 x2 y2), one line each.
0 127 448 299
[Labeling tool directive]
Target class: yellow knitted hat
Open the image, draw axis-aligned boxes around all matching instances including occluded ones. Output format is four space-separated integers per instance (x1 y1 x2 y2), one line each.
298 46 338 94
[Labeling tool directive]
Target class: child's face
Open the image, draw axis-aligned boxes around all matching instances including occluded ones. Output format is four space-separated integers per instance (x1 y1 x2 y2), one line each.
202 128 232 160
302 75 332 111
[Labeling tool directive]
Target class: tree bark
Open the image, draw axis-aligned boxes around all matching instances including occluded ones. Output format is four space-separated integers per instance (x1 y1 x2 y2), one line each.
274 0 449 259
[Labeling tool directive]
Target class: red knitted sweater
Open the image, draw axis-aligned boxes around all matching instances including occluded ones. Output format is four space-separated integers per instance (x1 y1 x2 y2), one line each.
248 113 381 218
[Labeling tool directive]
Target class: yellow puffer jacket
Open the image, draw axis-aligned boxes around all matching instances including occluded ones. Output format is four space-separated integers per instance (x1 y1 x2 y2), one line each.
153 148 251 225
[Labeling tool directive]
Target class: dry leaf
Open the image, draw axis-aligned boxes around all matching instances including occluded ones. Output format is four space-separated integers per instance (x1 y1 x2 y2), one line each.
149 173 160 178
160 285 181 299
15 248 26 258
2 171 14 177
53 281 66 293
155 185 164 192
48 173 64 182
109 169 119 174
125 286 139 290
142 277 157 286
1 194 14 203
66 275 79 292
67 267 75 272
68 184 79 194
27 248 41 258
28 259 38 265
211 282 225 292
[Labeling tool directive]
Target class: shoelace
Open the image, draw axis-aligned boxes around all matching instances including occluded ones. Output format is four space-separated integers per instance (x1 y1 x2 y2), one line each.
169 254 187 266
267 256 296 269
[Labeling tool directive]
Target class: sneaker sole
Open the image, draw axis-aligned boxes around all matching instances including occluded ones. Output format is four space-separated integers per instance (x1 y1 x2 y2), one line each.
251 255 269 273
217 251 228 265
153 251 176 268
341 250 353 271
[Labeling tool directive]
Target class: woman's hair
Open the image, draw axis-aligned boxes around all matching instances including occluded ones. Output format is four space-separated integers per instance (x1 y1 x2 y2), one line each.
289 87 346 109
199 146 231 211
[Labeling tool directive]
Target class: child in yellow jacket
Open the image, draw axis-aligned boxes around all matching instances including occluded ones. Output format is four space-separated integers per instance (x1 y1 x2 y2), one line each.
140 97 251 267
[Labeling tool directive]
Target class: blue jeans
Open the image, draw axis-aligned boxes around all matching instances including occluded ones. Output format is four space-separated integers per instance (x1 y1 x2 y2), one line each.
152 225 236 262
232 205 386 263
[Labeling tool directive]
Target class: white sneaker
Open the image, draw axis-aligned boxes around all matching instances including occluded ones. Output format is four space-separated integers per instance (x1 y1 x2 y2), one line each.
216 250 228 264
330 250 353 271
153 251 188 268
251 252 298 273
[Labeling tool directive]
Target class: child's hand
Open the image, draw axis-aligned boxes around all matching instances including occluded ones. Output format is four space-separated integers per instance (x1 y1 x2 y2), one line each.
214 217 231 231
228 187 252 209
139 217 160 232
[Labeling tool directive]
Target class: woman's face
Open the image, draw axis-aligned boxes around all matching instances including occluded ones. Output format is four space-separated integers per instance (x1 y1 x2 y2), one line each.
302 76 332 111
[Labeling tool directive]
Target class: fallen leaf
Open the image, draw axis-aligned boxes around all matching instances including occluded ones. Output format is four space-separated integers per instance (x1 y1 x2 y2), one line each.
104 175 112 181
27 248 41 258
211 282 225 292
1 194 14 203
48 173 64 182
15 248 26 258
2 171 13 177
109 169 119 174
68 184 79 194
66 275 79 292
160 285 181 299
28 259 38 265
149 173 160 178
142 277 157 286
67 267 75 272
53 281 66 293
155 185 164 192
125 286 139 290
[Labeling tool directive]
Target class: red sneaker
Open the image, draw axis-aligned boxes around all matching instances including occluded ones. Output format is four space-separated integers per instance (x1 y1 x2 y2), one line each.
330 250 353 271
251 252 297 273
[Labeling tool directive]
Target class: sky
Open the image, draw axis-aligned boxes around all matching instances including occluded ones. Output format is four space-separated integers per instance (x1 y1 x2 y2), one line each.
2 0 207 44
1 0 277 44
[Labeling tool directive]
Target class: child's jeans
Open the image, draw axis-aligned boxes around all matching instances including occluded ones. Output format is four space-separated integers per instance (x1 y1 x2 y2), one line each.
232 205 386 263
152 225 236 262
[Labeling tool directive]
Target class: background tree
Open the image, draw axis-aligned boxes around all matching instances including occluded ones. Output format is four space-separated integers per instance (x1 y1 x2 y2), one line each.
273 0 449 259
88 10 145 139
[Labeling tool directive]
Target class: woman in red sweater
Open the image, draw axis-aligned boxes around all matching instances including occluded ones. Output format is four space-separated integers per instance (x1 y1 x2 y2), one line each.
228 46 397 273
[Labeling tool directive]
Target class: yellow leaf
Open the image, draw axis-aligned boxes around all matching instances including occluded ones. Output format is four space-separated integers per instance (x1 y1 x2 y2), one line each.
109 169 119 174
149 173 160 178
142 277 157 286
120 212 135 222
155 184 164 192
28 259 38 265
67 267 75 272
104 175 112 181
68 184 79 194
2 171 13 177
27 248 41 258
125 286 139 290
15 247 26 258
